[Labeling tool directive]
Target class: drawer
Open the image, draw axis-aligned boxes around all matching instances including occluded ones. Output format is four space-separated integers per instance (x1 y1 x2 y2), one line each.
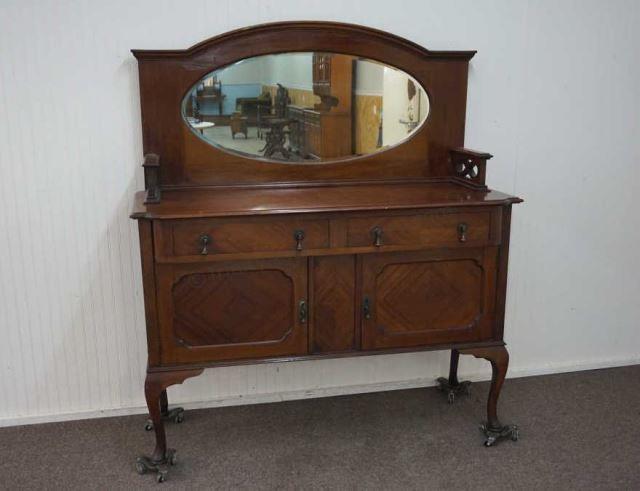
346 211 495 249
156 217 330 258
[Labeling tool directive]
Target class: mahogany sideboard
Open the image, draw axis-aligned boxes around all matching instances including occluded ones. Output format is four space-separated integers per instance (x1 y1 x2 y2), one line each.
130 21 522 482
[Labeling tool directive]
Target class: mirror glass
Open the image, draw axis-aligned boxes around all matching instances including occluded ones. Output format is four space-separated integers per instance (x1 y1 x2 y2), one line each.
182 52 429 163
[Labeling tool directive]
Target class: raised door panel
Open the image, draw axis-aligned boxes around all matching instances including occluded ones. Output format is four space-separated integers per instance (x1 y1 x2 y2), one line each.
360 248 497 350
156 257 308 364
310 255 356 353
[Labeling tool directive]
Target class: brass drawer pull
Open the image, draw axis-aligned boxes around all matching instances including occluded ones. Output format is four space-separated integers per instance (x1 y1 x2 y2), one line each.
199 234 212 255
298 300 307 324
372 226 383 247
363 297 372 319
457 223 468 243
294 230 305 251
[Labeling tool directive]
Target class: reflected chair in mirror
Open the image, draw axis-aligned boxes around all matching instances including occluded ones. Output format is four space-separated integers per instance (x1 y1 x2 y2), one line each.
230 112 248 139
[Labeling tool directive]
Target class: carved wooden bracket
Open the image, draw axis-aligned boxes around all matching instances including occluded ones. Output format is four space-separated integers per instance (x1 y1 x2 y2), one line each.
450 147 492 189
143 153 161 203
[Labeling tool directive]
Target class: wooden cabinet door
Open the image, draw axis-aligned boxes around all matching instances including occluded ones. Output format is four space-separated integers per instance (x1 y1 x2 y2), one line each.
360 248 498 350
156 257 308 364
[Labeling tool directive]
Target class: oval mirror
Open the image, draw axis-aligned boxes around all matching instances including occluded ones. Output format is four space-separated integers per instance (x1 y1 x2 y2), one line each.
182 52 429 163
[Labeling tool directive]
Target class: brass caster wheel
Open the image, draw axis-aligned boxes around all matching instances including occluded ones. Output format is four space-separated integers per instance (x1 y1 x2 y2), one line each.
480 422 519 447
135 452 175 482
511 427 520 441
484 437 496 447
436 377 471 404
156 470 167 483
167 449 177 466
173 410 184 424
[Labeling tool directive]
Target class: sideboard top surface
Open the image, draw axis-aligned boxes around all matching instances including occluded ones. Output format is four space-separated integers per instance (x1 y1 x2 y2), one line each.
131 181 521 219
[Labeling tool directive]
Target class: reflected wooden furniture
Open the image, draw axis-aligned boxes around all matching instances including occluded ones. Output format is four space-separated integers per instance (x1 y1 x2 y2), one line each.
311 53 353 158
235 96 271 123
229 112 248 139
131 21 522 482
288 106 352 159
196 82 225 116
312 53 353 108
287 53 353 159
287 105 307 155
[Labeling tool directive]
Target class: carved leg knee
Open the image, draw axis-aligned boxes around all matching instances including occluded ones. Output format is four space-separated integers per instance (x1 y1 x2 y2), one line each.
144 389 186 431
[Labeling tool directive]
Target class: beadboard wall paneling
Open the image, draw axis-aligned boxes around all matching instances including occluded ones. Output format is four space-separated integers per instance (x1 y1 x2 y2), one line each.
1 0 640 426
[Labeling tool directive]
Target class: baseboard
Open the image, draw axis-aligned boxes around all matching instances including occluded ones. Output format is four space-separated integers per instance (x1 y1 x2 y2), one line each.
1 355 638 428
505 355 640 379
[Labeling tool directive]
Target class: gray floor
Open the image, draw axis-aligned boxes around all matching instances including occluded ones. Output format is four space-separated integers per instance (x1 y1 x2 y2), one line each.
1 365 639 490
202 126 267 156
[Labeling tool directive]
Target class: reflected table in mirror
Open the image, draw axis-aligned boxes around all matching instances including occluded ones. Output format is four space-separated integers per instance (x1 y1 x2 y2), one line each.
261 118 294 159
190 121 215 135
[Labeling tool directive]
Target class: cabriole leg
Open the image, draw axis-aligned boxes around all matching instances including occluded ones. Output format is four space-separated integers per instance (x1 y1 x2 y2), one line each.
135 368 203 482
144 388 186 431
436 349 471 404
459 345 519 446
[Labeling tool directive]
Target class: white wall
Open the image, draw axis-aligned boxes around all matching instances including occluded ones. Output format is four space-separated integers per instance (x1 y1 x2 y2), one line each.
1 0 639 426
216 57 268 85
215 53 315 89
265 53 314 90
382 66 414 145
354 59 384 95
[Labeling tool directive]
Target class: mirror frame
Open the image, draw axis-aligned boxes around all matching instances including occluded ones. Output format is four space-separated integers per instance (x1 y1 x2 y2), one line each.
133 21 475 187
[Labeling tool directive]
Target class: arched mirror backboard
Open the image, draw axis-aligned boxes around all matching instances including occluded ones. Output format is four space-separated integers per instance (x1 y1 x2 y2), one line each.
133 21 477 186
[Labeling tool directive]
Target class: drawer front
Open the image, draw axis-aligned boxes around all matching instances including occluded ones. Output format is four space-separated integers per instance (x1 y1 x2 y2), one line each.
158 217 329 258
346 211 494 249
